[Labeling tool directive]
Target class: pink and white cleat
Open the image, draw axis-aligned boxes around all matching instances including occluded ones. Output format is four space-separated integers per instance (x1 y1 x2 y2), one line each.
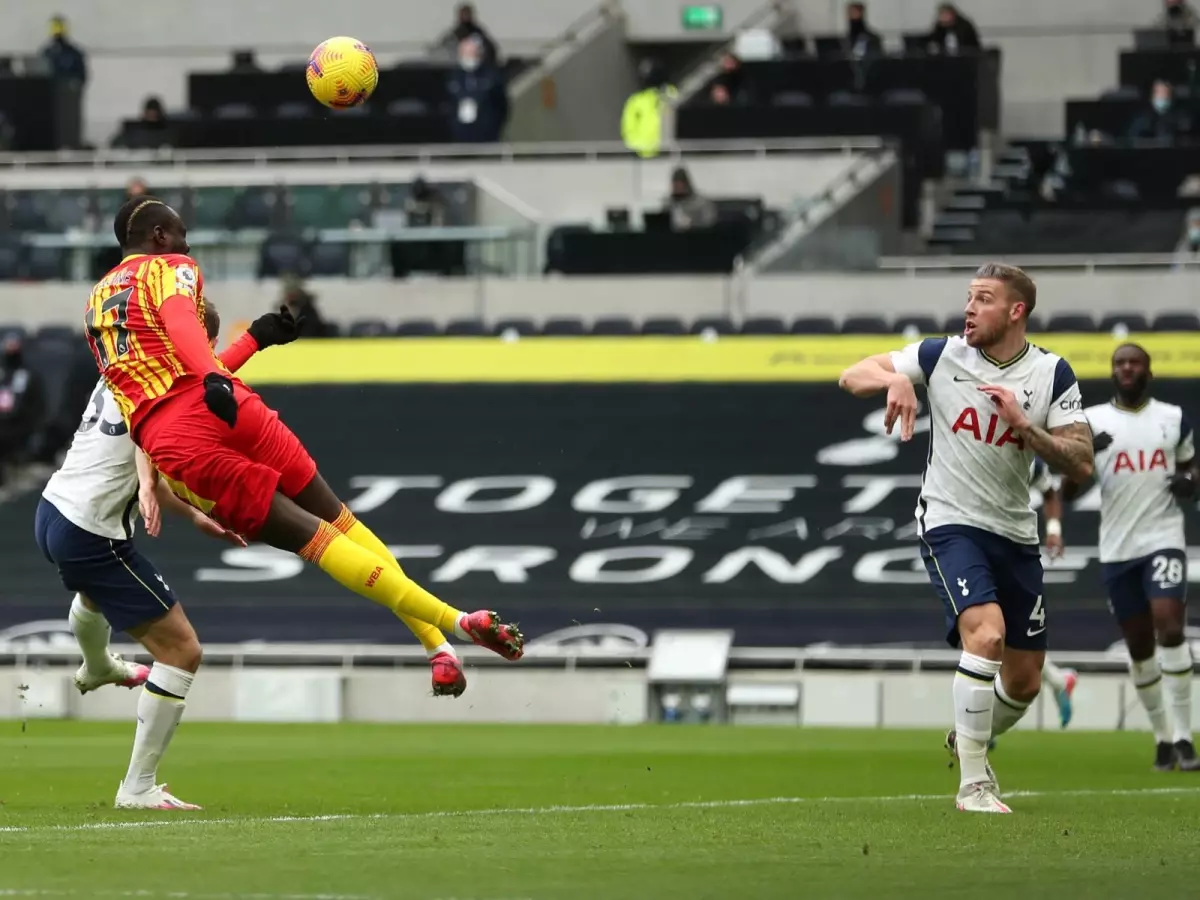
457 610 524 661
956 781 1012 813
74 653 150 695
431 651 467 697
115 783 202 811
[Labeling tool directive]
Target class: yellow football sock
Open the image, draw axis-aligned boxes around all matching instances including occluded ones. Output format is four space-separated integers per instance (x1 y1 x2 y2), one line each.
330 505 449 653
299 522 462 634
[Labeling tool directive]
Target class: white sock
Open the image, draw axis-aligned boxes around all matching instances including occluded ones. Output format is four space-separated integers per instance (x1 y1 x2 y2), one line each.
122 663 194 794
953 652 1002 786
68 595 114 675
428 641 456 660
1130 656 1172 744
1041 658 1067 693
991 677 1032 737
1160 643 1194 744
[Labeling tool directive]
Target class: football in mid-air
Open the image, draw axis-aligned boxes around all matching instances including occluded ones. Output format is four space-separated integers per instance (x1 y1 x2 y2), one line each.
306 37 379 108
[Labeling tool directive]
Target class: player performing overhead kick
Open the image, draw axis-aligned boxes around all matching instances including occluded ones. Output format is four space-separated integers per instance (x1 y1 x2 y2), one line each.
1061 343 1199 772
36 302 283 809
839 263 1094 813
86 198 523 694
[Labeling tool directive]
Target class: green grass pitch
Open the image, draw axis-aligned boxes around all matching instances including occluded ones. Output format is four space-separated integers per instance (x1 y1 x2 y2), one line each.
1 722 1198 899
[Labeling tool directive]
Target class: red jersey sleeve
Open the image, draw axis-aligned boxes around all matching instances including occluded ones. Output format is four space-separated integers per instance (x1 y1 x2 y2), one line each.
217 332 259 373
160 297 221 377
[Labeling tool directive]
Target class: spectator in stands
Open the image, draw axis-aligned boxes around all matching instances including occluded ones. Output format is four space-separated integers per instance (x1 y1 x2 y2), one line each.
668 167 718 231
443 3 498 65
41 15 87 83
925 4 981 55
1157 0 1200 32
623 59 676 158
710 53 753 106
845 3 884 59
126 177 149 199
0 336 45 486
447 35 509 143
1129 80 1194 142
281 276 333 339
404 178 447 227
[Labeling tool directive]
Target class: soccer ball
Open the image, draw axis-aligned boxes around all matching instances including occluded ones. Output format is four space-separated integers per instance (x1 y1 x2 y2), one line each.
306 37 379 108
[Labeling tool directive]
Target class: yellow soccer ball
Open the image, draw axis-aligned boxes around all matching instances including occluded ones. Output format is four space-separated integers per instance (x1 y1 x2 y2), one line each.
306 37 379 108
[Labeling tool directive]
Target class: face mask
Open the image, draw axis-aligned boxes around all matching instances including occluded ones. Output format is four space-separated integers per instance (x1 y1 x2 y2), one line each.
1154 96 1171 114
459 56 479 71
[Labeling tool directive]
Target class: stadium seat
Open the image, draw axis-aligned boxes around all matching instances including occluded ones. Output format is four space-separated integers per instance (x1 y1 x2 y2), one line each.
1044 314 1096 332
789 317 837 334
882 89 928 106
641 317 686 335
0 237 22 281
347 319 392 337
691 314 734 333
26 247 69 281
1098 313 1149 333
309 241 352 277
1026 315 1046 333
943 315 966 334
1151 312 1200 331
828 91 871 107
894 316 940 335
257 233 311 278
740 317 786 335
275 103 313 119
387 99 430 116
591 317 636 336
35 325 76 342
772 91 814 107
393 320 439 337
541 318 587 336
443 319 487 337
213 103 256 119
493 319 537 336
841 315 890 334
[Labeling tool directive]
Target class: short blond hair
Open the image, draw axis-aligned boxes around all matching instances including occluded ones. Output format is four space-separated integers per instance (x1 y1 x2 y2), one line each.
974 262 1037 319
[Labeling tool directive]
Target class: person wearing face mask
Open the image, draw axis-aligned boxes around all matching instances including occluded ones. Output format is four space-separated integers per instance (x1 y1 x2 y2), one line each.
446 34 509 143
441 3 498 65
667 167 718 232
41 15 87 83
926 3 981 56
0 337 46 487
844 3 883 59
1128 80 1194 142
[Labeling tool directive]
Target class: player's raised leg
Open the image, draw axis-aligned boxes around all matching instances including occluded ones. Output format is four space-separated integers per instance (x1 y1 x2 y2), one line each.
1151 592 1197 771
1040 658 1077 729
68 593 149 694
989 540 1046 743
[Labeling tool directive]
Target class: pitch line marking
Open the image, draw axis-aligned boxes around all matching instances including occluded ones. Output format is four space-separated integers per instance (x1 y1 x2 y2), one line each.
0 786 1196 835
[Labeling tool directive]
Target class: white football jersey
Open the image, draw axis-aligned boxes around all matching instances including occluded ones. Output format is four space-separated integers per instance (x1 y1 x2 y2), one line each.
1085 399 1195 563
41 378 140 541
890 337 1088 545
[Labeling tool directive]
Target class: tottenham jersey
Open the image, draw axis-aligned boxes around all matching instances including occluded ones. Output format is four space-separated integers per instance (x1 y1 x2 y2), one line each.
41 378 139 541
891 337 1088 545
1085 399 1194 563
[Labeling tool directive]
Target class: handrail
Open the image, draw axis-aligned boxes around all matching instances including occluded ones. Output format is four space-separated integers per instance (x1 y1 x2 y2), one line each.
879 253 1200 273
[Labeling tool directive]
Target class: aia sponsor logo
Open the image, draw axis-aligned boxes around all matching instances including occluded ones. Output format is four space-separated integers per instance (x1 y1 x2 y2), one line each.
1112 449 1169 473
950 408 1024 450
365 566 383 588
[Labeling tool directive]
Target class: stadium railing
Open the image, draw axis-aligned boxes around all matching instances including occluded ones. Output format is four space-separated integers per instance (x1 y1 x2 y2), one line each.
878 253 1200 273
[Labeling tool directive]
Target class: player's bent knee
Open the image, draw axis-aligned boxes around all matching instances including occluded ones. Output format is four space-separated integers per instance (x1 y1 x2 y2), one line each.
957 605 1005 659
1000 663 1041 702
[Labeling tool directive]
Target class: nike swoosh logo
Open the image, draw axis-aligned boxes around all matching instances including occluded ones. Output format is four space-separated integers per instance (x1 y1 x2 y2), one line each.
1027 627 1046 637
953 376 975 382
965 708 988 714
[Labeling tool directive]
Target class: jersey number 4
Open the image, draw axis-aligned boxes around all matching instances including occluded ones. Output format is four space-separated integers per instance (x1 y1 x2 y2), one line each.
86 287 132 369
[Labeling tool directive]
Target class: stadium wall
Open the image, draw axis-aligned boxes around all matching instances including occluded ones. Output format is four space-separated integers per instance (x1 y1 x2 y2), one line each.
5 269 1200 329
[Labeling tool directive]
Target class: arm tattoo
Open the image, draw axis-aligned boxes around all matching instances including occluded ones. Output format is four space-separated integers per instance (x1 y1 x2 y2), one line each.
1019 422 1095 482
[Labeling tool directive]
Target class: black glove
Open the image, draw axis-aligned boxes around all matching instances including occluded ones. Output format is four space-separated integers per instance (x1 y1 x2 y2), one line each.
1168 471 1197 500
1091 431 1114 453
203 372 238 428
247 306 305 349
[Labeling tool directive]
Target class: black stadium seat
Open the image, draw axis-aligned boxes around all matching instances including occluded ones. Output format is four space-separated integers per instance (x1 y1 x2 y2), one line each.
841 315 889 334
689 317 735 335
492 319 537 336
1098 313 1149 333
347 319 391 337
943 314 966 335
1151 312 1200 331
641 317 686 335
35 325 76 342
542 318 586 336
789 317 837 334
740 317 785 335
894 316 940 335
443 319 487 337
591 317 636 336
1044 314 1096 333
1026 315 1046 333
393 320 438 337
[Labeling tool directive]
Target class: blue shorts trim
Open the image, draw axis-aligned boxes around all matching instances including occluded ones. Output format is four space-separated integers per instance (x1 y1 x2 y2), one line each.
34 498 177 633
920 524 1046 651
1101 550 1188 623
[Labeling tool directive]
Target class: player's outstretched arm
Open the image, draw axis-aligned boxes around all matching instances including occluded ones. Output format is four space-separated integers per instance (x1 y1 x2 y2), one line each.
217 307 305 373
840 352 921 441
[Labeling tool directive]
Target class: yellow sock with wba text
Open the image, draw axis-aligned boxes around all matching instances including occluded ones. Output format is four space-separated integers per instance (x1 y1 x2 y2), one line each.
123 663 193 794
953 652 1001 786
991 677 1031 738
68 594 114 675
300 522 463 636
331 505 454 658
1160 643 1194 744
1130 656 1173 744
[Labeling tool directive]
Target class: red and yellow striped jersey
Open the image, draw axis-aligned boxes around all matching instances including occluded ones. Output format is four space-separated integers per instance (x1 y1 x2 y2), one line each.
84 253 225 429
